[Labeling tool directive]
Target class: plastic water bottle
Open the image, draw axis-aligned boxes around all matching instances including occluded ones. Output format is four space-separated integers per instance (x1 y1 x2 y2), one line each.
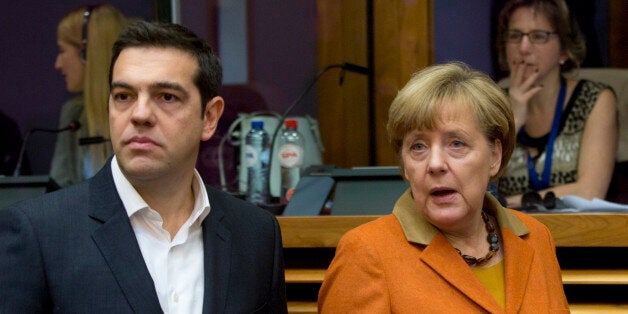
245 120 270 205
278 119 304 204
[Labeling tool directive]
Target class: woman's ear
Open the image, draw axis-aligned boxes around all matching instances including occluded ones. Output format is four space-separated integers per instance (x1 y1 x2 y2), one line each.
490 139 503 177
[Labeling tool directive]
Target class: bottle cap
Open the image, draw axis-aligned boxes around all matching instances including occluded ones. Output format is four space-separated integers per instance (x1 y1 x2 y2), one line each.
285 119 298 129
251 120 264 128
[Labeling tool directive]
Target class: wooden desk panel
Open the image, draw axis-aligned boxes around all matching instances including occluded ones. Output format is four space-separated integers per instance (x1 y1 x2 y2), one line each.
532 213 628 247
284 268 628 285
278 213 628 248
279 215 377 248
279 213 628 313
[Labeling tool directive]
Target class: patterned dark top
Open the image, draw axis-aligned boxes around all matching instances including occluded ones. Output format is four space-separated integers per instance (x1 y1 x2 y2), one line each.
498 79 611 196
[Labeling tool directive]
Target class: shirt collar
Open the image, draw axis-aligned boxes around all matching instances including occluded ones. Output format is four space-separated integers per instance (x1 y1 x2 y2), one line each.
111 155 211 224
392 189 530 246
190 168 211 225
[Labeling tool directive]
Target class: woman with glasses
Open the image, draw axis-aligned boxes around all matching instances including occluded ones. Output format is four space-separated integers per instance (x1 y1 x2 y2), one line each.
495 0 617 208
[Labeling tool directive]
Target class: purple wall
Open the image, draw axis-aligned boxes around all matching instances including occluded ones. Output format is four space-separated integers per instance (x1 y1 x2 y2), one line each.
180 1 319 190
181 1 319 116
1 0 318 176
4 0 506 176
0 1 152 174
434 0 494 77
0 1 610 177
248 1 318 117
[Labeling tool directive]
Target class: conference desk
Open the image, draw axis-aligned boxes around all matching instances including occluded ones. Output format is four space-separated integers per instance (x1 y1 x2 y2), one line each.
278 213 628 313
279 212 628 247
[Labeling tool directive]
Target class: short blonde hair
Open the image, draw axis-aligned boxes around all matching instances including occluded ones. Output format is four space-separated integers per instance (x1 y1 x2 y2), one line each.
386 62 515 180
57 5 127 168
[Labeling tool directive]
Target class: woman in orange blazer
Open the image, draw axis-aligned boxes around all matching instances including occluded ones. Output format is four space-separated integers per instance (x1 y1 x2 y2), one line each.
318 62 569 313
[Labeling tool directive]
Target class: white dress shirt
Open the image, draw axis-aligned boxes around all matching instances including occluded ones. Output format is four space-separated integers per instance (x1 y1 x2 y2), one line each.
111 156 210 314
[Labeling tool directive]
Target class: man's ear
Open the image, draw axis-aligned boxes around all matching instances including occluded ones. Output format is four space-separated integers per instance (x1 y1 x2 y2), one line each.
201 96 224 141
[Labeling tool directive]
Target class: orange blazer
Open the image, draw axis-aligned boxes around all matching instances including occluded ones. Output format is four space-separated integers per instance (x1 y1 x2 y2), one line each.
318 191 569 313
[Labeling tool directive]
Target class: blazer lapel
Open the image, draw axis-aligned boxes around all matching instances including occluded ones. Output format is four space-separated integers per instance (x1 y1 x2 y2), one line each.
421 233 503 312
502 228 534 312
88 164 162 313
201 204 232 314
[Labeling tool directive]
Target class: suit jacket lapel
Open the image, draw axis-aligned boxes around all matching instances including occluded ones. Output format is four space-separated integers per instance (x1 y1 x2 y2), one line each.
502 228 534 312
421 233 503 312
201 202 231 314
422 228 535 312
88 163 162 313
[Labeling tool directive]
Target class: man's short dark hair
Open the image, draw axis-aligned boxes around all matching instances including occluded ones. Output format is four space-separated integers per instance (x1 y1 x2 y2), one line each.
109 21 222 116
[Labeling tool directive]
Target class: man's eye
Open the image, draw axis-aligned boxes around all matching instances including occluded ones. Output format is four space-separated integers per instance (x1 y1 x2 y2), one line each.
162 93 178 102
113 93 130 101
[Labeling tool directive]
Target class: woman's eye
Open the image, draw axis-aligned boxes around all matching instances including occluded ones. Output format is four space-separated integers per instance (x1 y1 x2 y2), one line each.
452 140 465 148
410 143 426 151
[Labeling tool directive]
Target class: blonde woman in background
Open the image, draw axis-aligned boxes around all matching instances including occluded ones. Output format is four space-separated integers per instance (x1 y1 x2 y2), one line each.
52 4 127 187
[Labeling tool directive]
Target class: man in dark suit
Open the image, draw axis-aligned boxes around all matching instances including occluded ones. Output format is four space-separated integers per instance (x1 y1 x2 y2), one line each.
0 21 287 313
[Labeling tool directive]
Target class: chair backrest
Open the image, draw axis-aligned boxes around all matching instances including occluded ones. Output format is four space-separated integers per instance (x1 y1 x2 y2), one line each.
498 68 628 162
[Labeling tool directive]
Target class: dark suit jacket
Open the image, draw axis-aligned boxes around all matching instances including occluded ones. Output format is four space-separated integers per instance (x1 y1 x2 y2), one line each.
0 161 287 313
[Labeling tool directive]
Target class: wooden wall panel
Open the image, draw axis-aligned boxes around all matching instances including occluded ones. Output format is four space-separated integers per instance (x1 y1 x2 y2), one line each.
317 1 369 167
317 0 433 168
373 0 433 165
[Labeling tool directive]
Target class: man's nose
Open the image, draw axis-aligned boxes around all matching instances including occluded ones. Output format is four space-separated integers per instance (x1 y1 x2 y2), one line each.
130 96 156 126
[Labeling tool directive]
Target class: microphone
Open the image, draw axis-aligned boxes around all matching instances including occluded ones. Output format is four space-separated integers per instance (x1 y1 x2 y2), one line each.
265 62 369 201
271 62 370 144
13 121 82 177
79 136 110 146
338 63 370 85
219 62 370 194
342 62 370 75
56 120 82 133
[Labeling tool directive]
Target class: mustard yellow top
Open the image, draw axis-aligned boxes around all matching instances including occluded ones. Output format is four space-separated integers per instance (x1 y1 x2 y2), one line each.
473 260 506 308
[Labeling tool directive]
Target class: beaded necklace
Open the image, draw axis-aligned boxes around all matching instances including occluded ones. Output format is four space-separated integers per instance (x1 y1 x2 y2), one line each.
455 211 500 266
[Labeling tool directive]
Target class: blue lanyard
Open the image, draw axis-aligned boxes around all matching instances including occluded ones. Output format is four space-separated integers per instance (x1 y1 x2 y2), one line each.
526 78 566 190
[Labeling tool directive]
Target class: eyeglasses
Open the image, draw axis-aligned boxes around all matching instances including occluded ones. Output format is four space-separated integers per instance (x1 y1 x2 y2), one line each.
504 30 557 44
